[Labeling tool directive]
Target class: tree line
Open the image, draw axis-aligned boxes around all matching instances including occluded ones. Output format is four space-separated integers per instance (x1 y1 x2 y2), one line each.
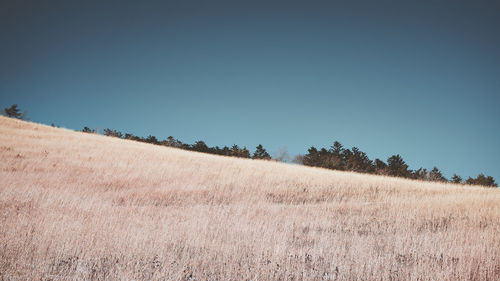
302 141 497 187
83 127 271 160
91 126 497 188
2 104 497 187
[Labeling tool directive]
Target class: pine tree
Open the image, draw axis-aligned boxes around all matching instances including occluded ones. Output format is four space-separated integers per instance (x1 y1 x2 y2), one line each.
318 148 331 168
240 147 251 158
329 141 345 170
230 145 239 157
303 147 320 167
387 154 410 178
253 144 271 160
82 126 95 133
221 146 230 156
451 174 462 184
161 136 177 147
466 174 497 187
374 158 388 175
342 149 353 170
124 133 141 141
345 147 373 173
412 168 428 180
103 128 123 138
192 141 209 153
3 104 25 119
329 141 344 156
428 167 447 182
144 135 159 144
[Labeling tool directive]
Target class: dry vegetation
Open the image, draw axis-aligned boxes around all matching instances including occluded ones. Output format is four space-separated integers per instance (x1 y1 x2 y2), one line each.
1 116 499 280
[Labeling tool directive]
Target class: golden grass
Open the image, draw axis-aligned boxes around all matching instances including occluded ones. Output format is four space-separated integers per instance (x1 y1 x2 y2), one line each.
1 116 499 280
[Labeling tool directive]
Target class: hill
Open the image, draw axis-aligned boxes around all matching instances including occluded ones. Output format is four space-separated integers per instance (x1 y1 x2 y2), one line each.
1 116 499 280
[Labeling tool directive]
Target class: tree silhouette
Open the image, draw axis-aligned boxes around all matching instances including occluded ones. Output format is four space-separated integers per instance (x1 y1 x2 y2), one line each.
230 145 240 157
3 104 25 119
344 147 373 173
328 141 345 170
144 135 159 144
82 126 95 133
428 167 447 182
387 155 410 178
240 147 251 158
253 144 271 160
374 158 388 175
412 168 428 180
303 146 320 166
318 148 331 167
103 128 123 138
229 145 250 158
124 133 141 141
67 122 498 187
466 174 497 187
451 174 462 184
192 141 209 153
330 141 344 156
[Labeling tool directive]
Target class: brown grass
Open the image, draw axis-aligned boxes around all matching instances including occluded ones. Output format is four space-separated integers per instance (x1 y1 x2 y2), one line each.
1 116 499 280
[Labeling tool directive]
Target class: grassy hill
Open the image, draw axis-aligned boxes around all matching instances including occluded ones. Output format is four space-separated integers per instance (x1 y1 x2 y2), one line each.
1 116 499 280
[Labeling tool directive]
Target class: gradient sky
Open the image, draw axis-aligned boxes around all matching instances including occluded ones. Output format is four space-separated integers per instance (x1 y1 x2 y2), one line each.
1 0 499 181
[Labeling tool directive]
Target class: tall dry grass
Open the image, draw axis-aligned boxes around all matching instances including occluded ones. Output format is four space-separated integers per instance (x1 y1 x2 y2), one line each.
1 116 499 280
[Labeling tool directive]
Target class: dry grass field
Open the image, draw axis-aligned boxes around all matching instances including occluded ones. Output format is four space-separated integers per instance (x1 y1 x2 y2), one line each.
1 116 499 280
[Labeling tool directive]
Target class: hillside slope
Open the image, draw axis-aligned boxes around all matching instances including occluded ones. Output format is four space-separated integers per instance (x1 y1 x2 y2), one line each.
1 116 499 280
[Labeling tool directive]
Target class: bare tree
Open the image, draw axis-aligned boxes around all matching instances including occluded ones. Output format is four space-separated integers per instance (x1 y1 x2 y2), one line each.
292 154 304 164
273 146 290 162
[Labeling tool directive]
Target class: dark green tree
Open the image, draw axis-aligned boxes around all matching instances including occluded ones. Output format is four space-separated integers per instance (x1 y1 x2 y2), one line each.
230 145 240 157
342 149 353 169
82 126 95 133
160 136 176 146
124 133 141 141
303 146 321 167
103 128 123 138
162 136 184 148
374 158 388 175
253 144 271 160
240 147 251 158
428 167 447 182
412 168 428 180
192 140 209 153
466 174 497 187
318 148 331 168
344 147 373 173
220 146 231 156
387 154 410 178
328 141 345 170
3 104 25 119
451 174 463 184
330 141 344 156
144 135 159 144
229 145 250 158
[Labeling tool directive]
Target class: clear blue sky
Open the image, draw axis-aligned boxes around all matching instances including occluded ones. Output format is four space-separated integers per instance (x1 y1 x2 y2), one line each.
1 0 499 181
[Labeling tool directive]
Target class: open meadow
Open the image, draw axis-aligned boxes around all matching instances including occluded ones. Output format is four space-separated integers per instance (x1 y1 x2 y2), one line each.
1 116 499 280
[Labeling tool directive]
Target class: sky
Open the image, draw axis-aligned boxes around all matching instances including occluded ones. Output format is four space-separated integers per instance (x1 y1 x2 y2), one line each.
1 0 499 181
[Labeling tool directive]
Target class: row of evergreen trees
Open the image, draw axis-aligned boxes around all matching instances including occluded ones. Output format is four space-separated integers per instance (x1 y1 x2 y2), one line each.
89 126 496 187
2 104 496 188
303 141 497 187
84 127 272 160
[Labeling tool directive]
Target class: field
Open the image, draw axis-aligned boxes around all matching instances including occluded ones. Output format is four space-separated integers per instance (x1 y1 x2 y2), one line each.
1 116 499 280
